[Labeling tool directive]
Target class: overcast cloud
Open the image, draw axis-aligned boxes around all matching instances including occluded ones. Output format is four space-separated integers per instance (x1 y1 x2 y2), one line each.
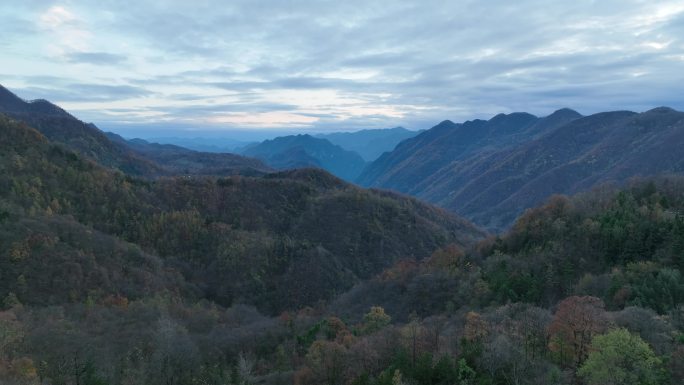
1 0 683 133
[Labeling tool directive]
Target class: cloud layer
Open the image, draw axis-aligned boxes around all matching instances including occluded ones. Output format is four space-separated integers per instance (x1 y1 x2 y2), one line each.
2 0 683 132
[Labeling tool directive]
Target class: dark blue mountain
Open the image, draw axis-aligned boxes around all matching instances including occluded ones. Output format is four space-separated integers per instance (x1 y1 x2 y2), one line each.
241 134 367 180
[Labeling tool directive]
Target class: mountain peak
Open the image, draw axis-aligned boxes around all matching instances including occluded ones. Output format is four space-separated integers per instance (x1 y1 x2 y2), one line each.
489 111 537 124
315 126 421 161
0 84 29 112
549 108 582 117
27 98 73 118
0 84 19 98
645 106 678 114
435 119 456 128
0 84 73 119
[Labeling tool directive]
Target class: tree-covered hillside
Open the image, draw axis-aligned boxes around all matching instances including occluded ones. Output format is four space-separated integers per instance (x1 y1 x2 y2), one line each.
0 114 482 313
1 110 682 385
1 110 682 384
321 177 684 384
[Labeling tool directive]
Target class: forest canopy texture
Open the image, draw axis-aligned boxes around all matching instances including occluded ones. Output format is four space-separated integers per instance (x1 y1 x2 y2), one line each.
0 109 682 385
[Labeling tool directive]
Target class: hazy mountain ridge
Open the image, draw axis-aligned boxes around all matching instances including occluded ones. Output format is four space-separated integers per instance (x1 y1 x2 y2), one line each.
446 108 684 229
316 126 421 161
241 134 367 180
105 133 271 176
143 136 253 153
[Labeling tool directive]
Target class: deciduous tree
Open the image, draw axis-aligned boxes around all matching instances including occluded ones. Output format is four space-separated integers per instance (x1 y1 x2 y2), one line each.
548 296 609 368
578 328 663 385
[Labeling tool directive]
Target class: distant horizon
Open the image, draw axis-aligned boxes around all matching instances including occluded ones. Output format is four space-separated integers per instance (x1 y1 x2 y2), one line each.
98 104 681 142
9 79 683 137
5 81 682 141
37 91 684 141
100 123 419 141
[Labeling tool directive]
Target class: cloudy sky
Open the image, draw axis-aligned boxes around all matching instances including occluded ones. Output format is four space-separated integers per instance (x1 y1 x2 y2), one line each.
2 0 684 135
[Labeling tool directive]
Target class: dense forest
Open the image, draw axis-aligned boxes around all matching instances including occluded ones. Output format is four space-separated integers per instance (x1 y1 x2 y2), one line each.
1 109 683 385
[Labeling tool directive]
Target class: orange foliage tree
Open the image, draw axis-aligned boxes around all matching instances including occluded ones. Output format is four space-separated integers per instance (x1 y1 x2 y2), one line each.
548 296 609 369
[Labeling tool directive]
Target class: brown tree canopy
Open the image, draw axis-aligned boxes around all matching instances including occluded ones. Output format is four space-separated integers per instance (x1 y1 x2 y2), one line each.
548 296 610 368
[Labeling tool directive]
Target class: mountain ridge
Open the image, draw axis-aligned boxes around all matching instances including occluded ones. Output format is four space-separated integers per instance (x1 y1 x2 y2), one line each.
241 133 367 180
358 107 684 230
0 84 272 177
357 109 582 194
315 126 421 161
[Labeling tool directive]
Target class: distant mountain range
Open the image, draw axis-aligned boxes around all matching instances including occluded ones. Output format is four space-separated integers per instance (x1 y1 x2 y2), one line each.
105 134 269 176
144 136 254 153
145 127 419 163
6 83 683 233
240 134 367 180
0 84 271 177
358 107 684 230
236 127 421 180
316 127 421 161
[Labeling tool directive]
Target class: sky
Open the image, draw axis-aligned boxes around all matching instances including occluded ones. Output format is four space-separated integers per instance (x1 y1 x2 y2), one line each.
2 0 684 137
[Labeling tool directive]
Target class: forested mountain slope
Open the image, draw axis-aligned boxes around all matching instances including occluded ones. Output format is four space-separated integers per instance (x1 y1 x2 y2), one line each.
241 134 367 180
359 107 684 231
0 85 164 176
1 116 681 383
0 85 271 177
2 85 682 385
0 114 484 313
324 178 683 384
357 109 581 192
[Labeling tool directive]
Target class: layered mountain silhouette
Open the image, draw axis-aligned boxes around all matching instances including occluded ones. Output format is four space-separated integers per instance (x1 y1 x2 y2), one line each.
106 133 269 176
0 93 484 313
3 85 684 385
358 107 684 230
316 127 420 161
240 134 367 180
0 85 271 177
145 136 253 153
